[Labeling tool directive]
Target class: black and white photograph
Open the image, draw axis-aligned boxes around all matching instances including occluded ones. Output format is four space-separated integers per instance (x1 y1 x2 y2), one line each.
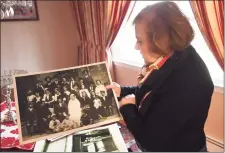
13 62 121 144
33 124 128 152
1 0 39 21
73 128 118 152
70 124 127 152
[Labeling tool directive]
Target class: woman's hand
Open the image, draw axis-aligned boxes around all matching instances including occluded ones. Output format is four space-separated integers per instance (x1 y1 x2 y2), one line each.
120 94 136 107
105 82 121 97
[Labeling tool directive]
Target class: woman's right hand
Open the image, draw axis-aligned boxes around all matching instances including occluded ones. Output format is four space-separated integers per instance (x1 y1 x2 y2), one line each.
105 82 121 97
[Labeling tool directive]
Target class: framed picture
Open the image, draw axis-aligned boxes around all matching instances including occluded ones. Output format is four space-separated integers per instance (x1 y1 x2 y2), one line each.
0 0 39 21
13 62 121 144
33 124 128 152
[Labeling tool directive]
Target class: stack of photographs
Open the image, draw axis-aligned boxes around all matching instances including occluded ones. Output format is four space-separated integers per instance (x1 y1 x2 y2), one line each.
33 124 128 152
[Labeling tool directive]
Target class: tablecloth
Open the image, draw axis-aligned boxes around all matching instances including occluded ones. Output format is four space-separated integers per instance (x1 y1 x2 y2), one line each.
0 101 140 152
0 101 35 151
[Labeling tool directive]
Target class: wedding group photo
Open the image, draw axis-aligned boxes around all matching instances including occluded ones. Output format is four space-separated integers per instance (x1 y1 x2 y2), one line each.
14 63 120 143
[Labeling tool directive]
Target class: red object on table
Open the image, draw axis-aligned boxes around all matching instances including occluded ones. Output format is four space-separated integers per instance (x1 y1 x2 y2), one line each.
0 101 35 151
119 119 126 126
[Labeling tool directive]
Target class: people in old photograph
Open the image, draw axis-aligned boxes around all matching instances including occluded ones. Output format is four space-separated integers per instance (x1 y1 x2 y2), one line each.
15 64 119 141
1 1 34 20
72 129 118 152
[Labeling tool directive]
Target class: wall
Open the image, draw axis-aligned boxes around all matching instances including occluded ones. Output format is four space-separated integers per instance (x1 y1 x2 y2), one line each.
1 1 79 73
114 62 224 143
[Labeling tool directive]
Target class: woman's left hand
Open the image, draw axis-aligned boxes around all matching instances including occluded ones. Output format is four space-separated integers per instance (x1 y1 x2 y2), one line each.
120 94 136 107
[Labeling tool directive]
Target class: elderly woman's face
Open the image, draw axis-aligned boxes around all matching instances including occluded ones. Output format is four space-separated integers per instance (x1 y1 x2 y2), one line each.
135 22 161 64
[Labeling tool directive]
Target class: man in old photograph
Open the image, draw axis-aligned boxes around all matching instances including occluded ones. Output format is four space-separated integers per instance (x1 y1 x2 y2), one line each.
15 64 119 141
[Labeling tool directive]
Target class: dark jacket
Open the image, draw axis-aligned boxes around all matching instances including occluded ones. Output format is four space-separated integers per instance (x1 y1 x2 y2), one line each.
119 45 214 152
54 102 68 115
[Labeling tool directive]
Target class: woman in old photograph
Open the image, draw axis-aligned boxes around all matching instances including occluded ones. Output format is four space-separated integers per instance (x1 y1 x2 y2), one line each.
79 84 91 98
79 91 92 110
68 94 82 126
95 80 107 98
106 1 213 152
89 83 96 93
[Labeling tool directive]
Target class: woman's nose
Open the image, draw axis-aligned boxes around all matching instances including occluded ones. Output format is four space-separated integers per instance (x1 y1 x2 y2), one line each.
135 43 140 50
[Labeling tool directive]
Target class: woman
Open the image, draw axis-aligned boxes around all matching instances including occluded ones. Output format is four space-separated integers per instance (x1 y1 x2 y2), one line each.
68 94 82 126
89 83 96 93
106 2 213 152
79 84 91 98
79 90 92 109
95 80 107 98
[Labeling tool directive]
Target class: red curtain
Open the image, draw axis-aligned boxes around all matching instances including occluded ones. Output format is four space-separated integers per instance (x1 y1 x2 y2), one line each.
71 1 135 64
71 1 107 65
190 0 224 70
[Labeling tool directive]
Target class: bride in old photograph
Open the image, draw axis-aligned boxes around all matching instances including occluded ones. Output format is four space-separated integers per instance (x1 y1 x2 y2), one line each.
68 94 82 126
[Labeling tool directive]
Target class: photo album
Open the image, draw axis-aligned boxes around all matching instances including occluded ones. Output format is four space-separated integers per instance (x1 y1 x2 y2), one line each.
12 62 122 145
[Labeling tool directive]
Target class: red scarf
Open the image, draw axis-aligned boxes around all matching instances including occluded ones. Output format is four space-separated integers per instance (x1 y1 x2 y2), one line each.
137 53 173 111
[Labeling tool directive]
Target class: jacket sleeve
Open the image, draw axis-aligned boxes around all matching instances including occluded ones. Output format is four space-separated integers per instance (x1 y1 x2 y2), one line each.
118 86 137 101
119 82 212 151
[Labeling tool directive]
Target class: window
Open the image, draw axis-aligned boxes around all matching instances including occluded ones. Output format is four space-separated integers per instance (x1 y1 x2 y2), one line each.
111 1 223 87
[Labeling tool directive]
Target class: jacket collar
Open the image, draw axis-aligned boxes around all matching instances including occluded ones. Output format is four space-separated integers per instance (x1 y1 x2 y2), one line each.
138 45 192 116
